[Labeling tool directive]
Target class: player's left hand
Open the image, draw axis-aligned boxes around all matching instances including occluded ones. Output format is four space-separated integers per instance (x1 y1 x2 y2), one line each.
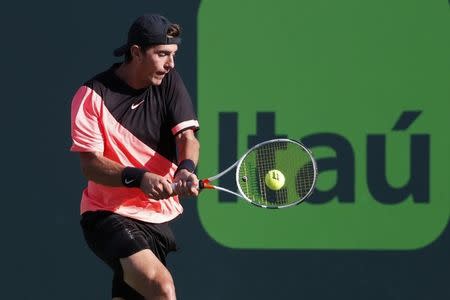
173 169 199 197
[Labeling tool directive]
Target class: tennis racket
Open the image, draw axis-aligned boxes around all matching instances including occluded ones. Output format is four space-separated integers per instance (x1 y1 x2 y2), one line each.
176 138 317 209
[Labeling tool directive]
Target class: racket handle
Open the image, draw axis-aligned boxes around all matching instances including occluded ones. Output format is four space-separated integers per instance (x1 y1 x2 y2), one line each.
171 180 204 191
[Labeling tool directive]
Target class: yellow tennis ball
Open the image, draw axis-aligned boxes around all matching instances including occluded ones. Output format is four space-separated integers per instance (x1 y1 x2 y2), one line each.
265 169 285 190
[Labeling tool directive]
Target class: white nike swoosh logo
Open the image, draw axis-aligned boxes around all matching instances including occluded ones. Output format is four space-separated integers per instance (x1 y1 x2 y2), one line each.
124 178 135 184
131 100 145 110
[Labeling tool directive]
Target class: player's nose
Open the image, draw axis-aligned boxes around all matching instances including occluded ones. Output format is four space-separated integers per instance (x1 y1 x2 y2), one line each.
165 55 175 70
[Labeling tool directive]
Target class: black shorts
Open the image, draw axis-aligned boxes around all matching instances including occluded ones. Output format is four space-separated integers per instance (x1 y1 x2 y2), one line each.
80 211 177 300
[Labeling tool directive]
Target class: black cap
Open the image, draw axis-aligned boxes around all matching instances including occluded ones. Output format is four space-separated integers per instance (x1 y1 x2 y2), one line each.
113 14 181 57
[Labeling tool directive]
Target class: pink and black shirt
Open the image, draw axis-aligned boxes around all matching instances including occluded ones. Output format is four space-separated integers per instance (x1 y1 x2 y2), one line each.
71 64 199 223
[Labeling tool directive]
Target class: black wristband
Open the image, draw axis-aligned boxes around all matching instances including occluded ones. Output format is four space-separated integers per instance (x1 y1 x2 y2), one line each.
175 159 196 175
121 167 146 188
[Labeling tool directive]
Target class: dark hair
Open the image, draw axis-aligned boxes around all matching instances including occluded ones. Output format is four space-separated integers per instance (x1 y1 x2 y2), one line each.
167 24 181 39
124 23 182 63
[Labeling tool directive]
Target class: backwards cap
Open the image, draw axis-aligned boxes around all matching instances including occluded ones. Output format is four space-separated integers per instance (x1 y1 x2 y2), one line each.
113 14 181 56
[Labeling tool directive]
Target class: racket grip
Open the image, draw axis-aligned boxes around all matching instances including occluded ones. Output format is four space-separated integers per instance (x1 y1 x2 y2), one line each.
171 180 204 191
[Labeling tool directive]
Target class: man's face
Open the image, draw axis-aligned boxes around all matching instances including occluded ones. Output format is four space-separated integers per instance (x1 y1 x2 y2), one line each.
136 44 178 86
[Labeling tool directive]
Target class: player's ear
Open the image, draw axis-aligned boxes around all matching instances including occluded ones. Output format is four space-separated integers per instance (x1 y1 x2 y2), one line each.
130 45 143 62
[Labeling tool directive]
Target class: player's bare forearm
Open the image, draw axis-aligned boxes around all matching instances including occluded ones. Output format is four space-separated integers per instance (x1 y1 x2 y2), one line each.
79 152 124 187
175 129 200 164
79 152 175 199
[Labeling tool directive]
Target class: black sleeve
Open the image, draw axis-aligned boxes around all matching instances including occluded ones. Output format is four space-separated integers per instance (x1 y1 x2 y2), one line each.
163 69 200 135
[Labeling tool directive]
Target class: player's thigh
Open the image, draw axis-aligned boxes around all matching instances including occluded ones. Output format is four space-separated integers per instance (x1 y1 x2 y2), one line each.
120 248 173 289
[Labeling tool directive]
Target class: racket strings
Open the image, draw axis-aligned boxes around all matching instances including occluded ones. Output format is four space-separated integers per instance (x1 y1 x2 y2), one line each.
296 161 315 198
256 142 288 206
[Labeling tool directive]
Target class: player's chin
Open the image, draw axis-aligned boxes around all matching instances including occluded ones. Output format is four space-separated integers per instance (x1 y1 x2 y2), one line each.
150 75 165 85
150 78 163 85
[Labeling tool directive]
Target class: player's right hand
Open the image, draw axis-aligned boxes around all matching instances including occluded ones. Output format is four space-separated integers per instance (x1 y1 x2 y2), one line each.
140 172 173 200
172 169 199 197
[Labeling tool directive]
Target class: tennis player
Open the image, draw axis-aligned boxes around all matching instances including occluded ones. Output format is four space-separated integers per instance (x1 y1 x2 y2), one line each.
70 14 199 300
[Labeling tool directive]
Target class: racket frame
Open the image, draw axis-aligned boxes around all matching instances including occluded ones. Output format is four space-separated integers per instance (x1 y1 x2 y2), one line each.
201 138 318 209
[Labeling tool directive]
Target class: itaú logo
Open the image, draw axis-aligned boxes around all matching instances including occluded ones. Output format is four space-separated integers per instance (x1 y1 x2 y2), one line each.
217 111 429 205
197 111 448 251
